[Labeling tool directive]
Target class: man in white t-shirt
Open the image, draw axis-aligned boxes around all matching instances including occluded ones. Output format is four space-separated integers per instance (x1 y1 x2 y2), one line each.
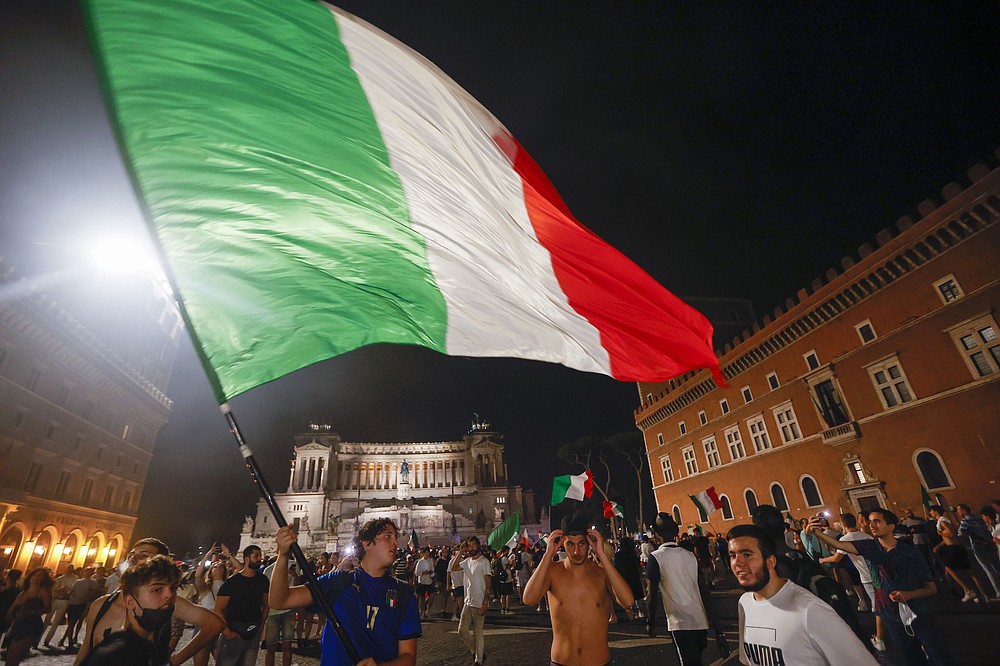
452 536 492 665
646 513 728 665
414 547 435 619
819 513 884 651
728 524 877 666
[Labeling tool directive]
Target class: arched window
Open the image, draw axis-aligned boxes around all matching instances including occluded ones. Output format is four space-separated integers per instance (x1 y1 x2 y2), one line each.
720 494 734 520
914 449 952 490
770 482 788 511
800 475 823 507
744 489 758 515
672 505 682 524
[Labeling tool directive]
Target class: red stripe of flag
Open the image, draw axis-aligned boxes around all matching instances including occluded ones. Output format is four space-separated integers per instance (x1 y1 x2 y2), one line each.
706 486 724 510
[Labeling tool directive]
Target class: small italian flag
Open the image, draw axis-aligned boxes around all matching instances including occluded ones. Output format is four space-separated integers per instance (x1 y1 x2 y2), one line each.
689 487 723 518
603 500 624 519
551 470 594 505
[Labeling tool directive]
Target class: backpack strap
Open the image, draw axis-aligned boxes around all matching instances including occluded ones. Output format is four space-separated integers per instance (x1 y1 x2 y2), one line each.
89 590 121 650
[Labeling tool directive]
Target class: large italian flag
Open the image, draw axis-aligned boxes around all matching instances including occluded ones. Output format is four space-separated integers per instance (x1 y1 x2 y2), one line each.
85 0 721 402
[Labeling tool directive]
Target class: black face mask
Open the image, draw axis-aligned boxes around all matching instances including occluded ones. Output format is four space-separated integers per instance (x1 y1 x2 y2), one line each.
130 597 174 633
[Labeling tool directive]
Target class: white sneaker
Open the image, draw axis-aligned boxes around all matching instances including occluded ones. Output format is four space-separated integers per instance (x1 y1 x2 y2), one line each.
961 590 977 602
872 637 886 651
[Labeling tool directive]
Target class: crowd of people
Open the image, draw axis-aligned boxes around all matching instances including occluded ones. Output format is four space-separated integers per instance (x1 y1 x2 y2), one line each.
0 493 996 664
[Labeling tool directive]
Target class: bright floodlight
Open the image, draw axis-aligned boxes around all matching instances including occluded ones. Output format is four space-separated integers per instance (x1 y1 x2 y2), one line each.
88 237 150 275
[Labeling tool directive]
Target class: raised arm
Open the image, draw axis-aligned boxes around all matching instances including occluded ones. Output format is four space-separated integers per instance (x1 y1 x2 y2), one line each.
588 531 634 609
268 526 315 611
170 596 225 666
807 517 857 554
521 531 561 607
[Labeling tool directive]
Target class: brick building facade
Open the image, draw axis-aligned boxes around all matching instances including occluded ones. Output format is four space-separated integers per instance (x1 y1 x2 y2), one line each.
636 160 1000 530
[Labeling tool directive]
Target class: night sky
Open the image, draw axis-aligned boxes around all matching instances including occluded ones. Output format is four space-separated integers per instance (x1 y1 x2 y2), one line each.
3 1 1000 556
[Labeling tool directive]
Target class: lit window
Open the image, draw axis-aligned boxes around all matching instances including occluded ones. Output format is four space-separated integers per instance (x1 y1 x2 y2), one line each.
660 455 674 483
947 314 1000 378
766 372 779 391
679 421 687 435
725 426 746 460
933 275 963 304
720 399 730 415
682 446 698 475
747 415 772 452
867 357 914 409
772 402 802 443
741 386 753 403
698 411 707 426
804 351 820 371
702 436 721 468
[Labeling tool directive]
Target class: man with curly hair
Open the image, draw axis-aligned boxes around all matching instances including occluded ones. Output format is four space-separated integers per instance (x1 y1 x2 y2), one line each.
81 555 180 665
269 518 421 666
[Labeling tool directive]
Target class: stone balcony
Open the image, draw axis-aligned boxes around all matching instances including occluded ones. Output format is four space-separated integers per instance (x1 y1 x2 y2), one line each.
821 421 861 446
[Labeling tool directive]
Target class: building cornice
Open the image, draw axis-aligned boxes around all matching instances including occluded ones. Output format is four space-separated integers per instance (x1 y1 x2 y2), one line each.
636 161 1000 431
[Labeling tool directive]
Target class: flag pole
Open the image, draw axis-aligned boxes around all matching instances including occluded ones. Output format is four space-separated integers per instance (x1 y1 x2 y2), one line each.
221 404 361 665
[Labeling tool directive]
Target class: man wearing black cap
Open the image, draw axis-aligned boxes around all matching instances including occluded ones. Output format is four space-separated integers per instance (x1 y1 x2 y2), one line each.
646 513 728 665
522 511 633 666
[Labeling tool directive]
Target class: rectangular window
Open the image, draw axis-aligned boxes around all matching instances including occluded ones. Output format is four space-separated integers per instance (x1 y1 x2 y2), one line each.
741 386 753 403
868 357 914 409
73 434 83 450
103 486 114 507
856 321 877 344
725 426 746 460
813 378 850 427
23 462 43 493
27 368 41 391
747 415 772 452
81 479 94 504
659 455 673 483
678 421 687 435
55 471 71 499
719 399 730 415
804 351 820 371
646 393 653 404
656 433 664 447
56 385 70 407
698 411 707 426
767 372 779 391
123 489 134 511
682 446 698 475
0 348 6 372
82 401 93 420
948 315 1000 378
933 275 963 303
702 436 721 468
772 402 802 443
12 408 27 429
44 422 57 440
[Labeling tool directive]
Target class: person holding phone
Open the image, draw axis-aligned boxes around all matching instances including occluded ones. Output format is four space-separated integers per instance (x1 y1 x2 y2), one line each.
521 511 634 666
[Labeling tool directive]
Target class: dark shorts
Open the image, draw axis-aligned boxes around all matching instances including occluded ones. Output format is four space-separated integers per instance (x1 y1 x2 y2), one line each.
416 584 435 597
498 581 514 595
452 586 464 597
66 603 86 623
939 544 970 570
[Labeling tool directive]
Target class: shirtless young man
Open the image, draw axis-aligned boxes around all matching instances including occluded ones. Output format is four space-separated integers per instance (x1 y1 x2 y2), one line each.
522 512 634 666
74 537 225 666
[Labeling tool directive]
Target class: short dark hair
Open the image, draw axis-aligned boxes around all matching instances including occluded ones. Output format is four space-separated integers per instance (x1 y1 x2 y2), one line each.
840 513 857 529
133 537 169 556
750 504 786 541
927 504 944 514
352 518 397 560
726 524 777 561
957 503 971 513
868 507 898 526
652 512 679 541
122 555 180 597
466 535 481 548
242 545 261 559
980 506 997 521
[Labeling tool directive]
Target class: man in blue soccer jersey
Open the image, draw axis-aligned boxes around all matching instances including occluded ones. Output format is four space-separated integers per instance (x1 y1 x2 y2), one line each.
269 519 421 666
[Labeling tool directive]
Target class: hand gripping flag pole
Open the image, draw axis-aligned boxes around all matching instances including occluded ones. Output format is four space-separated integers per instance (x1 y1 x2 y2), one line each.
220 404 361 664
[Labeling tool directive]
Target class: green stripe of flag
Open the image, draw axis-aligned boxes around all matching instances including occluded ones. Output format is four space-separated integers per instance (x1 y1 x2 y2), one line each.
488 513 520 551
85 0 447 401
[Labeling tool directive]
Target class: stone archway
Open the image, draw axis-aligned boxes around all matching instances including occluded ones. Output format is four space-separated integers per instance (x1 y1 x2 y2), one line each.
0 523 25 571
